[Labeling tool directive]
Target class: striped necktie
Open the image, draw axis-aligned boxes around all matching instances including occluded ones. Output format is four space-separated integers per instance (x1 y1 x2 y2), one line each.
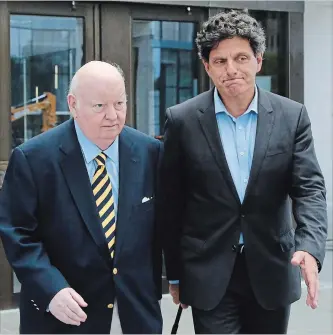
92 152 116 259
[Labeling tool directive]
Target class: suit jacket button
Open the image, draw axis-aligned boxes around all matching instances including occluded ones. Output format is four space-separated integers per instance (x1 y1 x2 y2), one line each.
232 245 237 252
107 304 114 309
113 268 118 275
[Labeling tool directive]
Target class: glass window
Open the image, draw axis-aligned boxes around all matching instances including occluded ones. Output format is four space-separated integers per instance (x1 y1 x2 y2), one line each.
132 20 199 137
10 15 84 148
249 10 288 96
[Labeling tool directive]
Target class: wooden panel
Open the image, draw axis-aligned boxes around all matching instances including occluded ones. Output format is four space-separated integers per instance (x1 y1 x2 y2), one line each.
0 2 11 162
131 3 205 21
100 0 305 12
100 4 133 125
109 0 210 6
209 1 304 12
0 1 13 307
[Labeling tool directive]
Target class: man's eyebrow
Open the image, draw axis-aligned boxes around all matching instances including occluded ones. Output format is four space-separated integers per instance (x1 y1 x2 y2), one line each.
212 56 227 61
212 52 250 61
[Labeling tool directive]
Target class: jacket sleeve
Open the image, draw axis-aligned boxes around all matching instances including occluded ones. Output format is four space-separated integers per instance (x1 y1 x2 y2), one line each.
0 147 69 310
289 105 328 271
158 109 185 281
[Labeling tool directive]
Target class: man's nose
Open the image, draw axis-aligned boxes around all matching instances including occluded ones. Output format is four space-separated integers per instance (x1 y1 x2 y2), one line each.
104 105 117 120
226 60 237 76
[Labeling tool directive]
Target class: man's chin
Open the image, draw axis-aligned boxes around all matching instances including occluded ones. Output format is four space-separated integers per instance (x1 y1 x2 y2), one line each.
100 126 118 135
225 85 247 96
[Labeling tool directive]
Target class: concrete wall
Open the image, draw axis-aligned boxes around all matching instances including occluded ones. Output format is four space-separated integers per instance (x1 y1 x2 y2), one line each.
304 1 333 241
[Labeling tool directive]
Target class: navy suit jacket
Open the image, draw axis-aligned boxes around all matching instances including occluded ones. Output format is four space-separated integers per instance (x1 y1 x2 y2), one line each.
0 119 163 334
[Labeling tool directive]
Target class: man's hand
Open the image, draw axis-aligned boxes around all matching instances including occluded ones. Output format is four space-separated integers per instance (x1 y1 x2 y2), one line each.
291 251 319 309
49 288 88 326
169 284 188 309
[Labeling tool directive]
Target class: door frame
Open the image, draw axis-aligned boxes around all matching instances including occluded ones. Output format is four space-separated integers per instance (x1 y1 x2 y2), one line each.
100 2 208 127
0 1 96 309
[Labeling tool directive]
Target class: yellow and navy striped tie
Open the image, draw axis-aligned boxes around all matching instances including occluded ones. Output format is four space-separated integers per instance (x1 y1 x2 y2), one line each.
92 152 116 259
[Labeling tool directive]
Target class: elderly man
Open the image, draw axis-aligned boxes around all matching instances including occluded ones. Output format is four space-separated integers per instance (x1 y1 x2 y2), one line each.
160 9 327 334
0 61 163 334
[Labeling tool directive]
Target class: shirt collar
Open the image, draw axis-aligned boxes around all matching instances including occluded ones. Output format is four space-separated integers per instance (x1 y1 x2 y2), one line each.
74 120 119 164
214 85 259 116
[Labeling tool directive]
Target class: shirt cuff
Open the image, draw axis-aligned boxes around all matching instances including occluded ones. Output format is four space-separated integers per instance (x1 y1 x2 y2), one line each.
169 280 179 284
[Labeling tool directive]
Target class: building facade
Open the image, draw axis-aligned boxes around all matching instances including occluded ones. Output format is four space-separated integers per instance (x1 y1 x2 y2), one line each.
0 0 331 310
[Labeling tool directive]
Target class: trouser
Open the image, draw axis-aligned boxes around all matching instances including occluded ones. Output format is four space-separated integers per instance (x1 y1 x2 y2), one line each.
192 249 291 334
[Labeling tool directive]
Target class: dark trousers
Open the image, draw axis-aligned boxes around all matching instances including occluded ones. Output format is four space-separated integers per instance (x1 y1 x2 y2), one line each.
192 250 291 334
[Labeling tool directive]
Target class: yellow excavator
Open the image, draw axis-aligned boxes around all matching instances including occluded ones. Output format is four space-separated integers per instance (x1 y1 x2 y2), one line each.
11 92 57 132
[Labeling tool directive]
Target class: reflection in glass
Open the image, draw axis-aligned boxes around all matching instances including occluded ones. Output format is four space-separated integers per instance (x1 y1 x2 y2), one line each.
10 15 84 148
133 20 198 137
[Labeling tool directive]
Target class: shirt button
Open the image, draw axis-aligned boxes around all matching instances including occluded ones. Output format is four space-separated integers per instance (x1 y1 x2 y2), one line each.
113 268 118 275
244 178 248 183
240 152 245 156
107 303 114 309
238 126 243 130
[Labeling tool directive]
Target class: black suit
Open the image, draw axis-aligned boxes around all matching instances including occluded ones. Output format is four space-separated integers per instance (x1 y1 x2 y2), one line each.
159 88 327 333
0 119 163 334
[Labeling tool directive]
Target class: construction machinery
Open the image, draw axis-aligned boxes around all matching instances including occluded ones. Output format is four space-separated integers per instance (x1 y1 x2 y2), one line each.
11 92 57 133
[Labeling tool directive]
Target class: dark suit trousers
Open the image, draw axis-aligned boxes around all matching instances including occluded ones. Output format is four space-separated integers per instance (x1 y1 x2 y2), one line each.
191 251 291 334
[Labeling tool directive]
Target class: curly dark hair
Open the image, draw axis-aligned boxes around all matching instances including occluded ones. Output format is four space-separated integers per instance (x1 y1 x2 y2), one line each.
196 9 266 61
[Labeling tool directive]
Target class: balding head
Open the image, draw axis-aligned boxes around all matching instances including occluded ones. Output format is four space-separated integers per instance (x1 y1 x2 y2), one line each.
69 61 124 97
67 61 127 150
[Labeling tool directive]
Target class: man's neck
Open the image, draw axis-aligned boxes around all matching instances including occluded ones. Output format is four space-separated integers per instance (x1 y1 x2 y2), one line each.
219 86 255 118
96 139 116 151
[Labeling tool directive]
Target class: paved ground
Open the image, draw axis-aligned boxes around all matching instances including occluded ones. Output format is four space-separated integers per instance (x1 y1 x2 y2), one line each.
1 251 332 334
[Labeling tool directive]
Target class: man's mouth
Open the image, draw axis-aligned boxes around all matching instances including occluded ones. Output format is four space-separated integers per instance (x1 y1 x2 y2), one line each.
224 78 242 82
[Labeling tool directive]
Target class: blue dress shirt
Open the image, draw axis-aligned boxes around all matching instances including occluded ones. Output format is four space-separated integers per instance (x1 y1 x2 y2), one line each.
214 86 258 244
74 121 119 218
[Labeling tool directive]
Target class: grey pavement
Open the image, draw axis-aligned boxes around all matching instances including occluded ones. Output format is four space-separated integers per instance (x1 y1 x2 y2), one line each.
1 251 332 334
1 287 331 334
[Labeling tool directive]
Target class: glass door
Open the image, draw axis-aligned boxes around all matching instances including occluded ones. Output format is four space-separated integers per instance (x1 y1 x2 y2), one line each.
100 3 208 138
100 3 207 294
8 2 95 149
5 1 95 297
132 20 199 137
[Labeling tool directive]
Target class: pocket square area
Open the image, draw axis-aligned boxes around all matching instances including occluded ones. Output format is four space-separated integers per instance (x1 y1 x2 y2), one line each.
142 196 153 203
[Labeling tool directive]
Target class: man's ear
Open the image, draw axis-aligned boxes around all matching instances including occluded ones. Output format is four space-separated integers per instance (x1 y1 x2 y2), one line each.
67 94 77 118
256 53 263 73
202 59 210 75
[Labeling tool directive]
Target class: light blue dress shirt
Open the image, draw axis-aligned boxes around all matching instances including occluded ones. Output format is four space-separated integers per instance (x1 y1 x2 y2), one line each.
74 121 119 218
214 86 258 244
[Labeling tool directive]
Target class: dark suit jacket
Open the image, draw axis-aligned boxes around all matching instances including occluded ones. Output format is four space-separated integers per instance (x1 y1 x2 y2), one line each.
0 119 163 334
159 87 327 311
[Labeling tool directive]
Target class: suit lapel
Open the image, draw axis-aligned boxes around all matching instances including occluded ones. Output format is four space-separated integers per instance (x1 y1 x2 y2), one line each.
198 90 240 204
114 127 138 256
59 120 112 265
244 88 275 201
